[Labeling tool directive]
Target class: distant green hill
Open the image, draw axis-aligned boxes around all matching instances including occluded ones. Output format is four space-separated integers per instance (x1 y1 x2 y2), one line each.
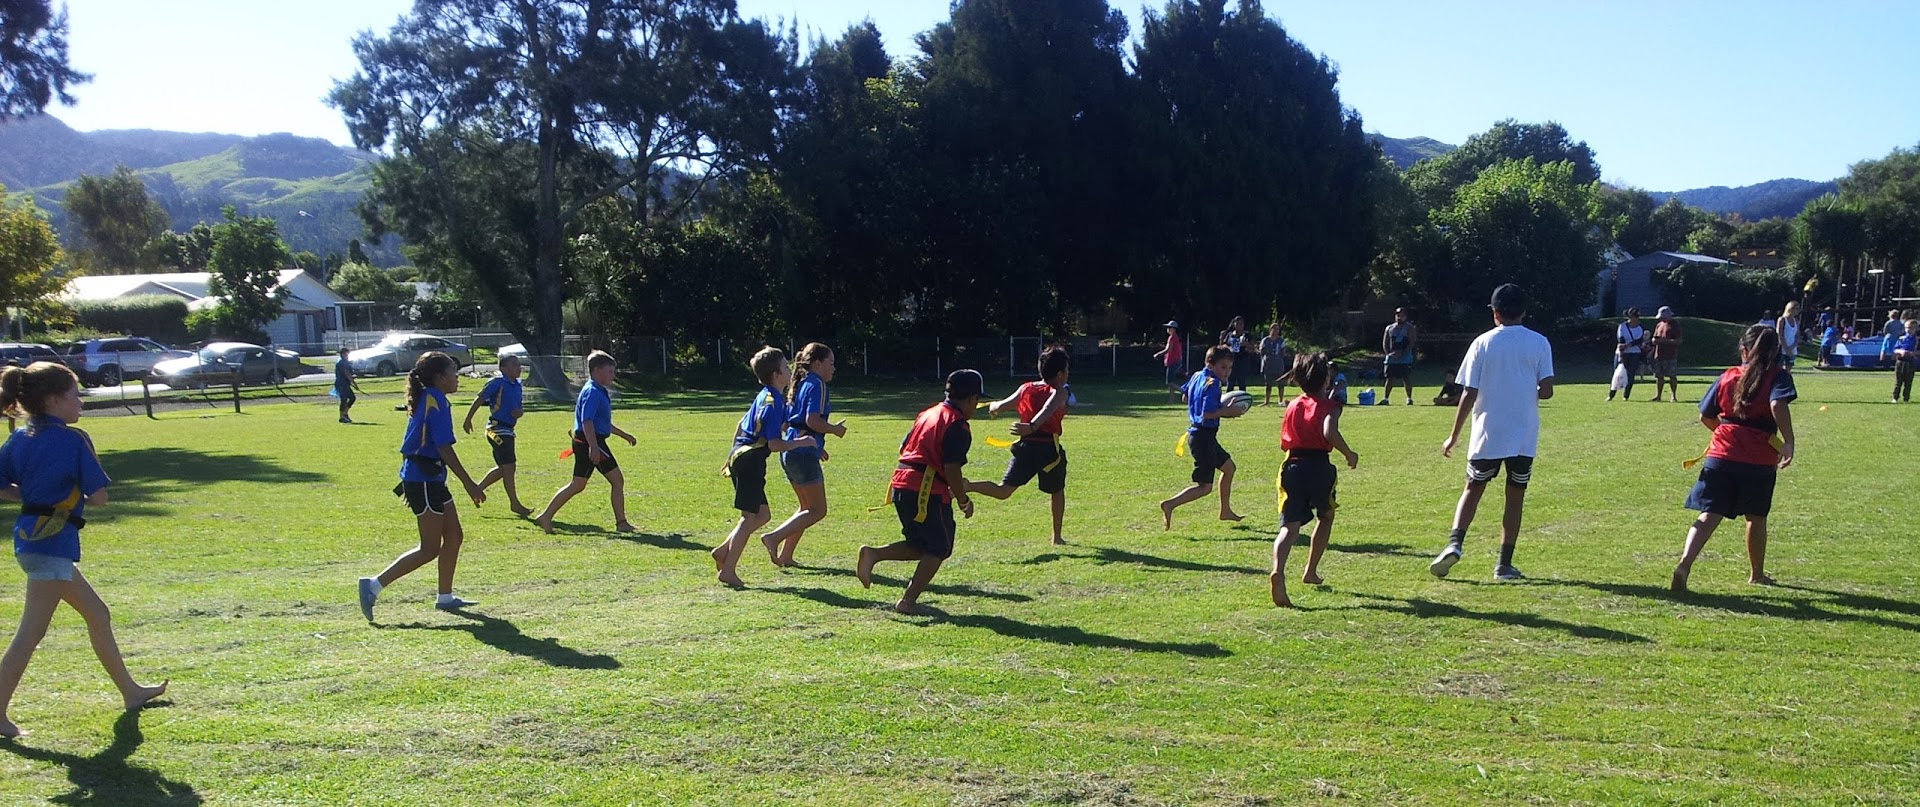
3 116 400 266
1655 178 1839 221
1371 133 1456 169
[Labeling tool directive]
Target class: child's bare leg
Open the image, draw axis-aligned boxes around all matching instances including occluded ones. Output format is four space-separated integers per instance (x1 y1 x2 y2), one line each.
1745 516 1772 584
1218 459 1243 521
0 580 65 737
606 469 633 530
378 515 447 586
969 480 1016 500
714 508 770 586
477 467 504 492
436 506 464 595
62 570 166 709
1271 524 1299 607
1302 513 1333 584
500 465 529 514
1050 491 1065 545
897 555 945 614
537 478 588 533
1672 513 1722 592
1159 483 1212 530
764 483 825 566
857 541 922 590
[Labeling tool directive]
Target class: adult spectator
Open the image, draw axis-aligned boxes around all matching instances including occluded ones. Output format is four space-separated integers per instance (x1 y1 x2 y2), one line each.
1650 306 1684 401
1884 309 1907 367
1382 307 1418 406
1610 307 1647 401
1258 323 1288 406
1220 316 1251 391
1774 301 1803 367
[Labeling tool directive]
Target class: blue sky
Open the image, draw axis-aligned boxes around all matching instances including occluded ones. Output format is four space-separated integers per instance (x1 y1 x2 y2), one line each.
45 0 1920 191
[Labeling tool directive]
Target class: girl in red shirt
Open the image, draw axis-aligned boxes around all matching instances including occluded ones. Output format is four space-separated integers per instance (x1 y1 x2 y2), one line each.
1672 326 1796 593
1271 353 1358 608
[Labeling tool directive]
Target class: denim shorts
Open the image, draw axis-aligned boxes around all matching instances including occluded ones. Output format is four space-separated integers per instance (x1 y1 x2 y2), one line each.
17 552 76 582
782 446 825 486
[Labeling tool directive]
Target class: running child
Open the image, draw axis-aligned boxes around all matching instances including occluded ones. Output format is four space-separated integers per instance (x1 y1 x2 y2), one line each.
1271 352 1359 607
856 370 984 614
1160 345 1245 530
463 354 532 516
760 343 847 568
358 352 488 621
970 346 1071 545
1671 325 1796 592
712 347 815 587
1892 319 1917 403
0 362 167 738
1430 284 1555 581
335 347 362 423
536 350 638 534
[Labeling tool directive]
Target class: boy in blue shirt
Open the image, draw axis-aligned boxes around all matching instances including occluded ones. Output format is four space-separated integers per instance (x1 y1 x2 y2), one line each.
1893 320 1917 403
1160 345 1246 530
536 350 638 534
711 347 814 587
334 347 362 423
463 354 532 516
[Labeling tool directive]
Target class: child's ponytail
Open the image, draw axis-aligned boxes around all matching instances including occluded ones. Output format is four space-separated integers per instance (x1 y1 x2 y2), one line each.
0 362 78 422
0 366 22 419
1734 325 1781 411
406 351 458 414
788 342 830 406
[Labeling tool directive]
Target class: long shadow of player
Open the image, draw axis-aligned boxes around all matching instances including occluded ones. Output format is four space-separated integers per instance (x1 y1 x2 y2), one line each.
0 709 202 805
604 531 708 552
1018 546 1262 576
1541 579 1920 634
792 566 1033 602
753 587 1230 658
384 610 620 670
1347 592 1651 644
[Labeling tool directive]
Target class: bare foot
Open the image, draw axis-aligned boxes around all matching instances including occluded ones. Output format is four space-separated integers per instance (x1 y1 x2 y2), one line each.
1159 500 1175 531
1051 536 1066 546
893 600 921 615
1670 567 1690 594
717 571 745 588
775 553 798 569
1301 572 1323 585
1219 511 1245 522
125 680 168 711
855 546 876 589
1269 573 1290 608
615 521 638 534
760 534 782 565
511 504 533 518
538 516 554 535
710 544 727 572
1749 573 1776 586
0 718 20 739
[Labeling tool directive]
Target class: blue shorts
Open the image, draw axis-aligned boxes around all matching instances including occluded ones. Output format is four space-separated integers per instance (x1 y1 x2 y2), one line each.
17 552 75 582
782 447 825 486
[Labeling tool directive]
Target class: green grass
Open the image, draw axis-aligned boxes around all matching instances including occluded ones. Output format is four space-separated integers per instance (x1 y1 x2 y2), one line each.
3 367 1918 804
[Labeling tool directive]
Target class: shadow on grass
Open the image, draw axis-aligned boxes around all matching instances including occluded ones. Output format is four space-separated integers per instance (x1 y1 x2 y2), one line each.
0 709 201 805
1546 579 1920 634
754 587 1230 657
794 566 1033 602
1019 547 1262 576
384 610 620 670
1326 542 1429 558
605 531 708 552
93 447 329 519
1347 592 1651 644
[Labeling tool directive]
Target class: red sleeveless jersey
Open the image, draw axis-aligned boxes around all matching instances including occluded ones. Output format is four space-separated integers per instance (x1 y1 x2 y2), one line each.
1280 393 1336 452
1708 366 1783 465
892 401 967 499
1016 381 1065 436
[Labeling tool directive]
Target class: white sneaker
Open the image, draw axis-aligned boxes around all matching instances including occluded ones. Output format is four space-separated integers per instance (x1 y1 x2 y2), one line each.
1429 544 1462 578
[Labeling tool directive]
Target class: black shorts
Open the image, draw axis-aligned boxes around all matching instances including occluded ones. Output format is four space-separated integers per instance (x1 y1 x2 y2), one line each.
488 428 517 466
1686 458 1777 518
337 388 356 406
892 488 955 559
1384 362 1413 382
1001 438 1067 494
397 480 453 516
1466 456 1534 488
1188 428 1231 484
1278 453 1337 526
571 431 619 478
729 447 769 513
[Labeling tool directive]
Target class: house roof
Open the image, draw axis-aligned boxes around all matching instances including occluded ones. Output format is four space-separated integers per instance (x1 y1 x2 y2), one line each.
1611 251 1731 271
62 269 347 309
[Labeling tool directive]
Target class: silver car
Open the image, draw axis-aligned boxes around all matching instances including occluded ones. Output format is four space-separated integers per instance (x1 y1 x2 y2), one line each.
150 342 311 388
346 333 472 376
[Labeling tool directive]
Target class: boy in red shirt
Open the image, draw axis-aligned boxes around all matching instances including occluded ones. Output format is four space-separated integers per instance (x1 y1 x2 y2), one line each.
1671 325 1796 593
970 347 1070 545
856 370 984 614
1271 352 1359 607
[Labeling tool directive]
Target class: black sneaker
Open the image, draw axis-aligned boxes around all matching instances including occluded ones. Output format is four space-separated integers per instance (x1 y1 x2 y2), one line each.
1494 565 1525 581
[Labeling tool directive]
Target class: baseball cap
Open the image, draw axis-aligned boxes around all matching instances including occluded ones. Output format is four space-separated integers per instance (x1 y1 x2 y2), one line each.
1489 283 1526 313
1656 306 1675 320
946 369 985 400
1164 320 1179 329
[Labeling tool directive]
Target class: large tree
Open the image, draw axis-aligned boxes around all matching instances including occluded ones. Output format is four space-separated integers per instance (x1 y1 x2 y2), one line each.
1408 120 1600 210
1130 0 1379 326
61 165 170 274
0 183 68 321
331 0 794 393
202 206 290 343
1429 158 1605 324
0 0 89 119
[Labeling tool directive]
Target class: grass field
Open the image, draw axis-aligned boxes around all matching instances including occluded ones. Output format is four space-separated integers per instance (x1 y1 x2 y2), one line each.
2 362 1917 805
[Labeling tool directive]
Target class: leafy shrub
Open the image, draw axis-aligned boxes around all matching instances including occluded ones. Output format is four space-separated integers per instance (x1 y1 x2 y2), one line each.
1653 265 1802 323
70 295 190 344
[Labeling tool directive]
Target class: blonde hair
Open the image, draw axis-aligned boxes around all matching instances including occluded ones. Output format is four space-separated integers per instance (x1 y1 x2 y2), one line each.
0 362 78 420
750 346 787 386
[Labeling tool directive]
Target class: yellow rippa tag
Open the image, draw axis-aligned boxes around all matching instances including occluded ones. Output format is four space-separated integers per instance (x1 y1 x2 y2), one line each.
1174 432 1188 457
985 436 1013 448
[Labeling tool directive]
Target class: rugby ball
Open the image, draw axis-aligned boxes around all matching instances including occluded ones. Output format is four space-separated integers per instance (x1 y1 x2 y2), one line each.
1220 390 1255 417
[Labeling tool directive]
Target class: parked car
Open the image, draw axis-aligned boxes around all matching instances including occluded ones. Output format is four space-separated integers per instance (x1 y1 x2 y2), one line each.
150 342 310 388
0 342 65 368
347 333 471 376
64 337 192 387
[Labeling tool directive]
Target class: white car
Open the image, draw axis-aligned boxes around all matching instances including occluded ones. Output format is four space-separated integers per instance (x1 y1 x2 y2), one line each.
346 333 472 376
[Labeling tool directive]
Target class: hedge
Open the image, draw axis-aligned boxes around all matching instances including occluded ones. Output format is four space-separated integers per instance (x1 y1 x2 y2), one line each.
70 295 191 345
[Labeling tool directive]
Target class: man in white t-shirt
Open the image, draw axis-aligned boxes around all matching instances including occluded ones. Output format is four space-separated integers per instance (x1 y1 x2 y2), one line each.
1430 283 1556 581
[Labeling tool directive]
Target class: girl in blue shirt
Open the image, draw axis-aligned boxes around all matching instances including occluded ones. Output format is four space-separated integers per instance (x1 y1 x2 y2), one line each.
760 343 848 568
357 352 487 622
0 362 167 739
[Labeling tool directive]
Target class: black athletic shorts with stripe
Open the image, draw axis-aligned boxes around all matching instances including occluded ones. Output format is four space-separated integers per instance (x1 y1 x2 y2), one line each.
1466 456 1534 488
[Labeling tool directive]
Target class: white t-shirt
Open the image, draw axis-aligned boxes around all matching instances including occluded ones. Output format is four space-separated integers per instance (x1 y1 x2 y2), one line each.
1616 322 1645 355
1458 324 1555 460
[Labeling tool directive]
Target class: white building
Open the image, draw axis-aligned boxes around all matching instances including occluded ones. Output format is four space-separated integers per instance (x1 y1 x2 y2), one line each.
61 270 351 351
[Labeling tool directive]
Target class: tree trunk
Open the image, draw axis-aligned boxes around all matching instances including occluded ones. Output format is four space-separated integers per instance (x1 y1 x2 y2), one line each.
529 107 571 401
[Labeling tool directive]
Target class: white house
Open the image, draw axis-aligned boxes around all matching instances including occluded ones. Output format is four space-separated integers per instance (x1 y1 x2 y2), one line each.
61 270 351 351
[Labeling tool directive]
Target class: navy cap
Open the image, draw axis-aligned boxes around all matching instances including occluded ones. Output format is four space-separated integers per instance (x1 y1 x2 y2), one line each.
1490 283 1527 313
946 369 985 400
